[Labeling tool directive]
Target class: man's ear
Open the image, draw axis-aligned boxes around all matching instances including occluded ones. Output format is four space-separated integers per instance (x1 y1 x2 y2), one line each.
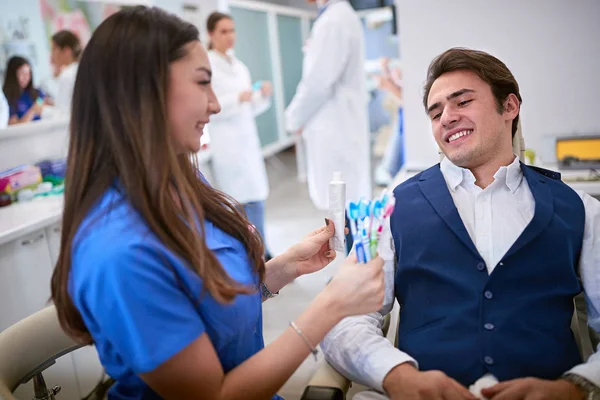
503 93 520 121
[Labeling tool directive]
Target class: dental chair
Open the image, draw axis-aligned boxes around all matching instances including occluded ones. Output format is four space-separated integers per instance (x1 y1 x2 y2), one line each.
0 305 114 400
300 123 600 400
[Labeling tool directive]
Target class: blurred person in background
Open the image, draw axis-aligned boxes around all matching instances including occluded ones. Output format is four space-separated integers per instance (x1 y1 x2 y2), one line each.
50 30 81 114
285 0 372 212
3 56 52 125
0 91 8 128
374 58 404 186
206 11 274 260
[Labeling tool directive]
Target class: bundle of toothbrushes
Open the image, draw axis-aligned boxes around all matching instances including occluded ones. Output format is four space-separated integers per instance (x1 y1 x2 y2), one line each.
347 191 396 263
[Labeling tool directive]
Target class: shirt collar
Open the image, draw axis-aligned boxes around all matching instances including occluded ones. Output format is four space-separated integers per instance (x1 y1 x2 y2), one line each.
440 155 523 193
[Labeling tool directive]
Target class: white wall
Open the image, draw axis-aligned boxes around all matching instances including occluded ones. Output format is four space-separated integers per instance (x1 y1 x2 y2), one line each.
397 0 600 169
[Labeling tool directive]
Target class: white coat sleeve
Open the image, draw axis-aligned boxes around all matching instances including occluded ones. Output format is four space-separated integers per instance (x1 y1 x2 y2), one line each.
566 192 600 386
0 91 8 129
284 23 350 132
320 219 417 392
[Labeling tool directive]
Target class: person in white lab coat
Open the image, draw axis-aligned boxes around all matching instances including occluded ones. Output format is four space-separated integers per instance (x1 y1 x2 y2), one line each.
50 30 81 115
285 0 372 211
206 12 274 258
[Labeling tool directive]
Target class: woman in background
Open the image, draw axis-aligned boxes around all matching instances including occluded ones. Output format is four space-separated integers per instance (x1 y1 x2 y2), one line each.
51 7 384 399
50 30 81 114
206 12 274 260
3 56 50 125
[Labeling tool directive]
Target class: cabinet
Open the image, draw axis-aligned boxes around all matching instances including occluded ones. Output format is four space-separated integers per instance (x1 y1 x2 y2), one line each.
0 226 105 399
0 229 54 332
46 223 62 266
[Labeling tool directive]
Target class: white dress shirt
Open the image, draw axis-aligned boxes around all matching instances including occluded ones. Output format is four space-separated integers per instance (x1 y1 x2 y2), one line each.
321 156 600 393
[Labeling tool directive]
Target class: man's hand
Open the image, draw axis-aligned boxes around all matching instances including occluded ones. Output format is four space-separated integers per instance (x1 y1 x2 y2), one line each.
481 378 585 400
383 363 476 400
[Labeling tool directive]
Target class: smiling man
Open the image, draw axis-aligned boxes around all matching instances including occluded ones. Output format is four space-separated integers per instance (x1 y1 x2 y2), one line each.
320 48 600 400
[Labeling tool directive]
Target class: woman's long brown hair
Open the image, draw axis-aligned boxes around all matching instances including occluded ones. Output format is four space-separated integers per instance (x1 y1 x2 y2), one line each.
51 6 265 344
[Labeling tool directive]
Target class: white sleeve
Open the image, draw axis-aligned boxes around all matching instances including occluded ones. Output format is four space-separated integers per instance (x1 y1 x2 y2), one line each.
284 23 349 132
567 192 600 386
0 92 8 129
321 219 417 392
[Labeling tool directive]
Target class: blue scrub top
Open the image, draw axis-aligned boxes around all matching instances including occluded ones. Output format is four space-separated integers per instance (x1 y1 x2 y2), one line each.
69 185 284 400
9 89 44 120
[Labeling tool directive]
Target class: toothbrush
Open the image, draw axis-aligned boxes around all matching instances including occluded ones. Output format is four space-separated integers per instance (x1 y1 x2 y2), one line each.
347 201 367 263
376 196 396 241
358 199 372 262
370 200 383 258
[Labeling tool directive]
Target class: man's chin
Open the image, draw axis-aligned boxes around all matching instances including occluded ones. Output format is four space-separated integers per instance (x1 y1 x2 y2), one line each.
445 152 473 168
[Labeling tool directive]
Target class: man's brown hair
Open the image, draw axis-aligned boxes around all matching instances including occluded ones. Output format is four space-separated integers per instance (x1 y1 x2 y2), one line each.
423 48 522 137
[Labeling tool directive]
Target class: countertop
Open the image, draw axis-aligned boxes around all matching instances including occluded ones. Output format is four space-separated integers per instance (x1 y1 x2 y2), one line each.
0 195 63 247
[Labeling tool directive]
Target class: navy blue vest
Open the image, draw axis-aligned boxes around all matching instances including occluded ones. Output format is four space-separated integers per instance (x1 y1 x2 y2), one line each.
391 163 585 387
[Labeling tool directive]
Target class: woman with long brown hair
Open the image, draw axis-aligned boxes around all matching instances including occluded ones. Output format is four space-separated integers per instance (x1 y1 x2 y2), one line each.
51 6 384 400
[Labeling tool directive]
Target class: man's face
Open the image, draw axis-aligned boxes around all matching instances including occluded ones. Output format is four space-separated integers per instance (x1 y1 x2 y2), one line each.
426 70 514 169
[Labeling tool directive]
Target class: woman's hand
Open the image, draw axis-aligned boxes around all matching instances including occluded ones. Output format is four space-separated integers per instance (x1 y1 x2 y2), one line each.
262 219 348 295
284 219 338 278
323 255 385 318
239 91 253 102
261 81 273 98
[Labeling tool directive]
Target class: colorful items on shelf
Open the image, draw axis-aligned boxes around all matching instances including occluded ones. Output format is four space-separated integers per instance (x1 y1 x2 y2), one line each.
35 159 67 180
0 165 43 197
0 159 66 207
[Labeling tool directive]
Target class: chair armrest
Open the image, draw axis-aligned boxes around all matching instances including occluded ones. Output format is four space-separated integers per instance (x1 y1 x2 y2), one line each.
300 360 350 400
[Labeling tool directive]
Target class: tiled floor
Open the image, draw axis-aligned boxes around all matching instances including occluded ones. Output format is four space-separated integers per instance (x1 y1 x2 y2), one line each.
261 149 372 400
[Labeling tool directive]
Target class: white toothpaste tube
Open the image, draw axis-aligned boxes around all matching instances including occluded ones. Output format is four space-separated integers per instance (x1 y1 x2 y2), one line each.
328 171 346 252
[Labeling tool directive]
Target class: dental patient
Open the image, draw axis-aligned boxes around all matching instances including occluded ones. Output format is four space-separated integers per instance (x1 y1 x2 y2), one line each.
321 47 600 400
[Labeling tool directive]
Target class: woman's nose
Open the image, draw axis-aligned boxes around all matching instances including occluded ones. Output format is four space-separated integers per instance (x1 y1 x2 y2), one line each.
209 91 221 115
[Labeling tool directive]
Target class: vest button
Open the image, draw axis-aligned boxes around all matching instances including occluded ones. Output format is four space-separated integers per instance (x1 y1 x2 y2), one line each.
484 323 495 330
477 262 486 271
484 356 495 365
484 291 493 300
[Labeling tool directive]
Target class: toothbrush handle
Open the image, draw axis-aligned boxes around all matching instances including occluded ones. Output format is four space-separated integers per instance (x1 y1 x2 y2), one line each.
369 237 378 259
355 240 367 263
